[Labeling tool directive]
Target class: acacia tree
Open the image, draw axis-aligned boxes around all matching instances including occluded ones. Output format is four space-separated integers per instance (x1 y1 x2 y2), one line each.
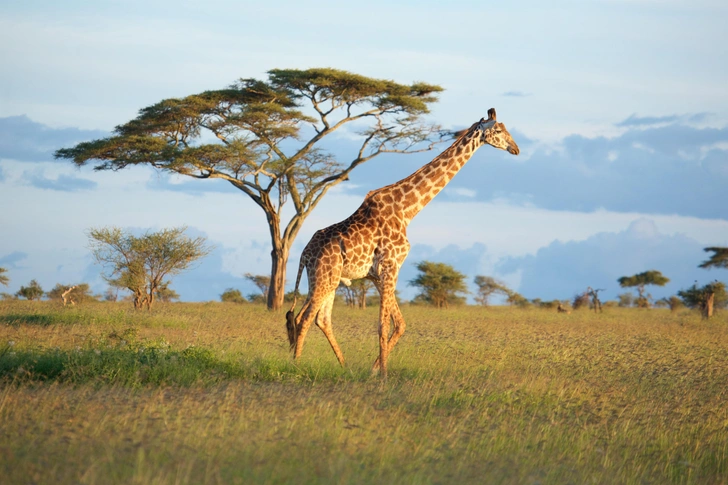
244 273 270 303
56 68 444 311
587 287 604 313
338 279 375 309
617 292 634 307
16 280 44 301
658 296 684 312
700 247 728 270
688 246 728 318
0 267 8 287
221 288 246 304
47 283 96 306
88 226 210 310
473 275 511 306
617 270 670 308
678 281 727 319
409 261 468 309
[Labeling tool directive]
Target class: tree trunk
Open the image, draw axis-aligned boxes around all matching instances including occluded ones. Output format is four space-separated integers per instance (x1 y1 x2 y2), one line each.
267 245 289 311
146 289 155 311
703 292 715 319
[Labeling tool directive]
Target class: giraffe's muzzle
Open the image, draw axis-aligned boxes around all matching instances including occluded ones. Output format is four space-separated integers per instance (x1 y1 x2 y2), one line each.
508 144 520 155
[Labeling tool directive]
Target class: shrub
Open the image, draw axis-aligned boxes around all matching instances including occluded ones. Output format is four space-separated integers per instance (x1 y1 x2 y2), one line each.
220 288 246 304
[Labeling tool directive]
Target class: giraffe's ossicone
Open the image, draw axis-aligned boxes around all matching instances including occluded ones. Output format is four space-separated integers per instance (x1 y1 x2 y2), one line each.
286 108 520 379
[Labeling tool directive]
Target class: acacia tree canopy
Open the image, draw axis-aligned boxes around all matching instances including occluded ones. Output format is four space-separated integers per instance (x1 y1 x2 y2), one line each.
409 261 468 309
16 279 44 301
618 270 670 291
700 247 728 270
0 267 8 287
55 68 444 311
473 275 511 306
88 226 210 310
618 270 670 308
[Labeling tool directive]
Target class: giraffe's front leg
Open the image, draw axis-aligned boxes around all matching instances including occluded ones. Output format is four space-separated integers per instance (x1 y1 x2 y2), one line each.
371 260 399 379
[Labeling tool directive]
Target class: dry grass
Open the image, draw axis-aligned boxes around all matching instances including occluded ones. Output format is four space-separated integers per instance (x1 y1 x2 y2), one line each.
1 301 727 484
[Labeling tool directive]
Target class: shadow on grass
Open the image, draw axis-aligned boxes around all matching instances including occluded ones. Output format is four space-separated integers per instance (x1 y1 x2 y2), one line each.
0 314 57 327
0 341 378 387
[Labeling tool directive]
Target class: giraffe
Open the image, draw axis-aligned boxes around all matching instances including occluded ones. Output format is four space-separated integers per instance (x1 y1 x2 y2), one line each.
286 108 520 378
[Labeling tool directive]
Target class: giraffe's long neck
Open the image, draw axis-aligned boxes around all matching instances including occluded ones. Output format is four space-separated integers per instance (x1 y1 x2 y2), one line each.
374 131 484 225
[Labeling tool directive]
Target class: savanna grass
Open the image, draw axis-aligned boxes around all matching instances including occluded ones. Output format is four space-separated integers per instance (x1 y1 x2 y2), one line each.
1 301 727 484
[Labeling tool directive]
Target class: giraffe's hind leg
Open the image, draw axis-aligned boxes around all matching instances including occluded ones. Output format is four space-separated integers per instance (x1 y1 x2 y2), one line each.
316 291 345 366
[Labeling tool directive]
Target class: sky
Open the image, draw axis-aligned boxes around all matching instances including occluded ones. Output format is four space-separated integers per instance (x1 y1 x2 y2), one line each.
1 0 727 303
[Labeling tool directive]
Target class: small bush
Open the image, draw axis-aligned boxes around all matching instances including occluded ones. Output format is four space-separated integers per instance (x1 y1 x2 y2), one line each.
220 288 246 304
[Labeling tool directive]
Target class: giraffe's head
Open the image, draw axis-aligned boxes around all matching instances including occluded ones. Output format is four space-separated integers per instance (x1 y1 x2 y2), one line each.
471 108 520 155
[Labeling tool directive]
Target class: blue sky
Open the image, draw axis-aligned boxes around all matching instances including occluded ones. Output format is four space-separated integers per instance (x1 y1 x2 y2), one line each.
1 0 727 302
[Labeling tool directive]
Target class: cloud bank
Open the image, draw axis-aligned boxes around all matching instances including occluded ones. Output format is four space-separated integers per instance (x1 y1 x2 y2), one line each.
0 115 107 163
497 219 715 302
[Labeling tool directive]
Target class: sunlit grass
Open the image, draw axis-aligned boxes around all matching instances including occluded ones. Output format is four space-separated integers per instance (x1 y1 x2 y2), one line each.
1 301 727 484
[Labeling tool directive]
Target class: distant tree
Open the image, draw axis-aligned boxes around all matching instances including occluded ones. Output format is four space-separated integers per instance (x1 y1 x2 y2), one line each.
536 299 551 309
473 276 511 306
246 293 266 304
56 68 444 311
409 261 468 309
103 287 119 302
0 267 9 287
617 270 670 308
88 226 211 310
572 292 590 310
678 281 727 319
155 282 180 302
16 279 44 301
338 283 355 307
657 296 683 312
538 299 562 310
506 291 530 308
47 283 96 306
677 247 728 319
244 273 271 301
338 278 376 309
699 247 728 270
221 288 247 304
0 292 16 301
617 292 634 308
587 287 604 313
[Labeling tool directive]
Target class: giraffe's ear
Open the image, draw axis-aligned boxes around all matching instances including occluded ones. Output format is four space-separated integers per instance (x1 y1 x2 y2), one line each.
487 108 497 121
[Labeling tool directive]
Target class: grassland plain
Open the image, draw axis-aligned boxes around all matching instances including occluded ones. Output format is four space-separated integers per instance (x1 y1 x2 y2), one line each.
0 301 727 485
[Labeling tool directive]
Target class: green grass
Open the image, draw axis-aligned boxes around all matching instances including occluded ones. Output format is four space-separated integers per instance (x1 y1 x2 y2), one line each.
1 301 727 484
